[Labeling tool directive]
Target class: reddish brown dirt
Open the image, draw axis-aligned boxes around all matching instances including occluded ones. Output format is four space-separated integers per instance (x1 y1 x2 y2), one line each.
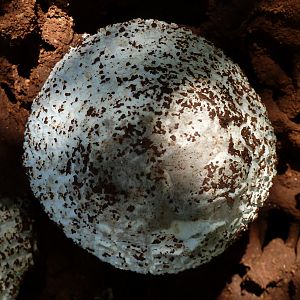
0 0 299 299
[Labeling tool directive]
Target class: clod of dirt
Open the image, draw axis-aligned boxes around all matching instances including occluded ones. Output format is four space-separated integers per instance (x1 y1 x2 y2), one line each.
0 87 29 197
218 217 300 300
269 168 300 219
41 6 74 48
249 45 292 91
0 0 37 41
245 238 295 289
23 19 276 274
249 0 300 48
0 87 29 146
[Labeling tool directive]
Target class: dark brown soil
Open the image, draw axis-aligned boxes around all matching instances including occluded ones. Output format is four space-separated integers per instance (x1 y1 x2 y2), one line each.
0 0 299 299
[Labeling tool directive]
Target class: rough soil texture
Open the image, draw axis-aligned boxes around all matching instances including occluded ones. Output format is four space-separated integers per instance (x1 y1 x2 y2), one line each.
0 0 299 299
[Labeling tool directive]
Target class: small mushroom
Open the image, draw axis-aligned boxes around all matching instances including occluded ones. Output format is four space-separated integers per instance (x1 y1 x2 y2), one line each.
23 19 277 274
0 197 35 299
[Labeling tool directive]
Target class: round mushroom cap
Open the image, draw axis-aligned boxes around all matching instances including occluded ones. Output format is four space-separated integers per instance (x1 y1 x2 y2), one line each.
23 19 277 274
0 197 35 299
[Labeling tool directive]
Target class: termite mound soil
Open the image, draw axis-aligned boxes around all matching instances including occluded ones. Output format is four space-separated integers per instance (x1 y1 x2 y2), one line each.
0 0 299 299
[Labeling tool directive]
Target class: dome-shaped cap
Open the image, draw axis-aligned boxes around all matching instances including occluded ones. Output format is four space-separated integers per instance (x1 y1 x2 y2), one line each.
23 19 276 274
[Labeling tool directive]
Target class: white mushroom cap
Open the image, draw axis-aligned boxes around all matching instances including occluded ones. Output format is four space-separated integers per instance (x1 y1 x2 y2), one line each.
0 197 35 299
23 19 277 274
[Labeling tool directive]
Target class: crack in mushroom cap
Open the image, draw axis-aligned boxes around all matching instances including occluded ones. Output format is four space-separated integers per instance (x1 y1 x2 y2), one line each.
23 19 277 274
0 197 35 299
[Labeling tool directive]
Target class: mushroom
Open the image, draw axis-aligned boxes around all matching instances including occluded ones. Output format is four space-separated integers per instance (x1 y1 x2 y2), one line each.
23 19 277 274
0 197 35 299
